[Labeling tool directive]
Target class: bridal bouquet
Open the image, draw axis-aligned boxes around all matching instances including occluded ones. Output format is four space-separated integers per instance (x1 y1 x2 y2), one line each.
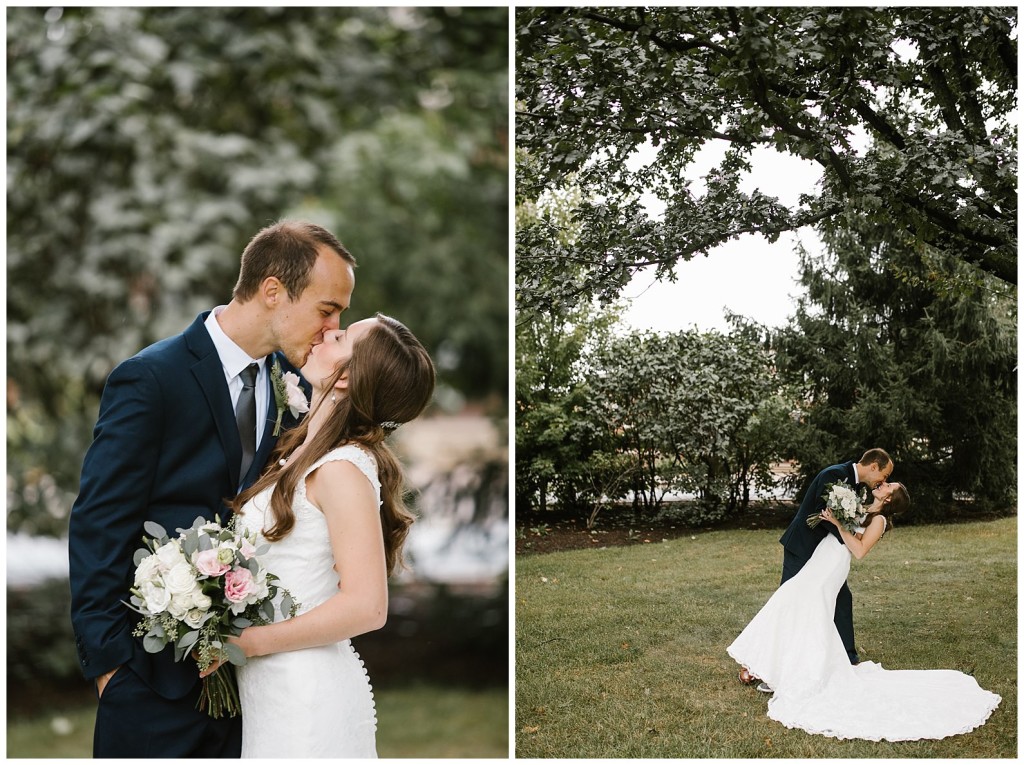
126 516 298 718
807 480 867 533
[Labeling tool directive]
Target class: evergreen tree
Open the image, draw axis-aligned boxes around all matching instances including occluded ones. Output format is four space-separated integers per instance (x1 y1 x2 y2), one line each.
774 213 1016 514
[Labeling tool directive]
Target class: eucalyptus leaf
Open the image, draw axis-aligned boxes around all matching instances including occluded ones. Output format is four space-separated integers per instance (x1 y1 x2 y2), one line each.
143 632 167 653
182 532 199 558
177 630 201 651
143 521 167 540
223 642 247 666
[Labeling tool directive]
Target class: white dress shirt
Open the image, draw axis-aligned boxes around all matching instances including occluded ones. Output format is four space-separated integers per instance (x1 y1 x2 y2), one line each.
204 306 268 451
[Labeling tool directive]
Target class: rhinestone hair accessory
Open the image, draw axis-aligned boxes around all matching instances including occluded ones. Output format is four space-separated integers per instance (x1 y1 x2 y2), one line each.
380 421 400 432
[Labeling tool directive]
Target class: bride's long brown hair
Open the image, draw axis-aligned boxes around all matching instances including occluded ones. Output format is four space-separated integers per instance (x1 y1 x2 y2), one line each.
233 313 435 575
870 483 911 538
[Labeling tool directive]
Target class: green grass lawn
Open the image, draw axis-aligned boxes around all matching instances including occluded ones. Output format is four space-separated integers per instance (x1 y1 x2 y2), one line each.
516 516 1016 758
7 683 508 758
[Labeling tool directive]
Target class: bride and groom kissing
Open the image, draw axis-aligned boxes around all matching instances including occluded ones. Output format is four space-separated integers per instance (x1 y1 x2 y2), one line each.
729 449 1000 741
68 221 435 758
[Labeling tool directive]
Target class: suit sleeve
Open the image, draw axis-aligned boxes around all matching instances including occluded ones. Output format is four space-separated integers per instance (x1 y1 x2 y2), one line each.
68 357 164 679
814 466 849 542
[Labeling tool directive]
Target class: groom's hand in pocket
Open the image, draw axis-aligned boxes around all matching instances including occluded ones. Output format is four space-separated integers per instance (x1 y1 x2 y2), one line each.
95 666 121 699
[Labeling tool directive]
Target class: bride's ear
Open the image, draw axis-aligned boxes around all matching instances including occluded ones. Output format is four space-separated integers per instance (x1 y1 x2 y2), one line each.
334 372 349 392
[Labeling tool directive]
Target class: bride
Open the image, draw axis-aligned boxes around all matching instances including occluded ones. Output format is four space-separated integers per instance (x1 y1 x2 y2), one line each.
728 482 1000 742
203 313 434 757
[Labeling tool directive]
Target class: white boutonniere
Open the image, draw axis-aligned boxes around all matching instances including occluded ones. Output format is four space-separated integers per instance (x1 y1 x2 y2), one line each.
270 359 309 436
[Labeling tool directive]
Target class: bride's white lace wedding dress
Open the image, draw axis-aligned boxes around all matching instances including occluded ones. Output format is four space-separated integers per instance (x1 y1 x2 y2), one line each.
728 522 1000 741
236 445 379 758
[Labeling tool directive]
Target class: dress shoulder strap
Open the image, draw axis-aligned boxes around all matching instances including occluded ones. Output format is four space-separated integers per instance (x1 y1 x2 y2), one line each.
303 444 381 505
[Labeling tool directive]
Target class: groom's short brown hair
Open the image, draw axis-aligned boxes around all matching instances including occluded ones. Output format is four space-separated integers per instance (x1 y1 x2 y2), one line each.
233 220 356 302
859 448 891 469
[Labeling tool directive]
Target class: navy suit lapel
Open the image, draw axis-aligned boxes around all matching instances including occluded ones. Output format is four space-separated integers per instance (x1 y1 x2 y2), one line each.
186 313 243 491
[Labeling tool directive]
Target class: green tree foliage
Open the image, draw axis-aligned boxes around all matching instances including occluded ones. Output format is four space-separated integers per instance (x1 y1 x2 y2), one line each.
772 212 1017 515
515 302 621 518
7 6 508 535
516 6 1017 313
589 328 787 520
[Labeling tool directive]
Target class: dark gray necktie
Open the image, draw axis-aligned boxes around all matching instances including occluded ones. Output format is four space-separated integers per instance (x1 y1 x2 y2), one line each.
235 363 259 480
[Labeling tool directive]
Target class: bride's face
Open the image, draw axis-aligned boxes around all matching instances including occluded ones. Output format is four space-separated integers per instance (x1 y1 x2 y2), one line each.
871 482 900 506
301 318 378 392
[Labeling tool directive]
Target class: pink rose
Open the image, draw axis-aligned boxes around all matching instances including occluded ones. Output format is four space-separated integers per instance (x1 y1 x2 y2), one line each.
224 567 256 604
194 549 231 578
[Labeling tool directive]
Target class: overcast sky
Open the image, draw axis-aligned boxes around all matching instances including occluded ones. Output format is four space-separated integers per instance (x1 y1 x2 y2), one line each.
619 139 833 333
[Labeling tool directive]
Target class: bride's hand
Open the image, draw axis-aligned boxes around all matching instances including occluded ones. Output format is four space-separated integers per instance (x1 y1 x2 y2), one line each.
197 634 246 678
820 508 838 527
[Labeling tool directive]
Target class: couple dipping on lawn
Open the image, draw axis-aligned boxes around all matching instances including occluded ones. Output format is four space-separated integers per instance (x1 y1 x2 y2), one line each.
729 449 1000 742
69 221 435 758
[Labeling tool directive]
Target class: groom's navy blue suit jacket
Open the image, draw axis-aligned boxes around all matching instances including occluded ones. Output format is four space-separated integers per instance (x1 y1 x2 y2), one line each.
69 312 292 700
779 461 859 562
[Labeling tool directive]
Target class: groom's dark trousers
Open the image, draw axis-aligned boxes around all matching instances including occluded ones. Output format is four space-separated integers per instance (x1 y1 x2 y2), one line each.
778 460 862 665
69 312 290 758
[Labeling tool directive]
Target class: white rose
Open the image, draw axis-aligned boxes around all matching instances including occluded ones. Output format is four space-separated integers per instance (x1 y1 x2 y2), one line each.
140 581 170 614
134 554 162 586
192 590 213 611
183 608 206 629
168 592 192 620
155 541 186 570
164 561 197 595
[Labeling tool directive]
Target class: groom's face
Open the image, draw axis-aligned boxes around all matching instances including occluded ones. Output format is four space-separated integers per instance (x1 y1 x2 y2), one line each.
274 248 355 367
861 461 892 489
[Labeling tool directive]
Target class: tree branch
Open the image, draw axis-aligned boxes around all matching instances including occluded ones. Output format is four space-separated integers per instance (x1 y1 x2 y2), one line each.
851 98 907 150
633 202 845 269
580 10 732 58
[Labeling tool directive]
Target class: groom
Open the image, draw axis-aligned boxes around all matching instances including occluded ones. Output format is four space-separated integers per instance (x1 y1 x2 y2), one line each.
778 449 893 666
69 221 356 757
